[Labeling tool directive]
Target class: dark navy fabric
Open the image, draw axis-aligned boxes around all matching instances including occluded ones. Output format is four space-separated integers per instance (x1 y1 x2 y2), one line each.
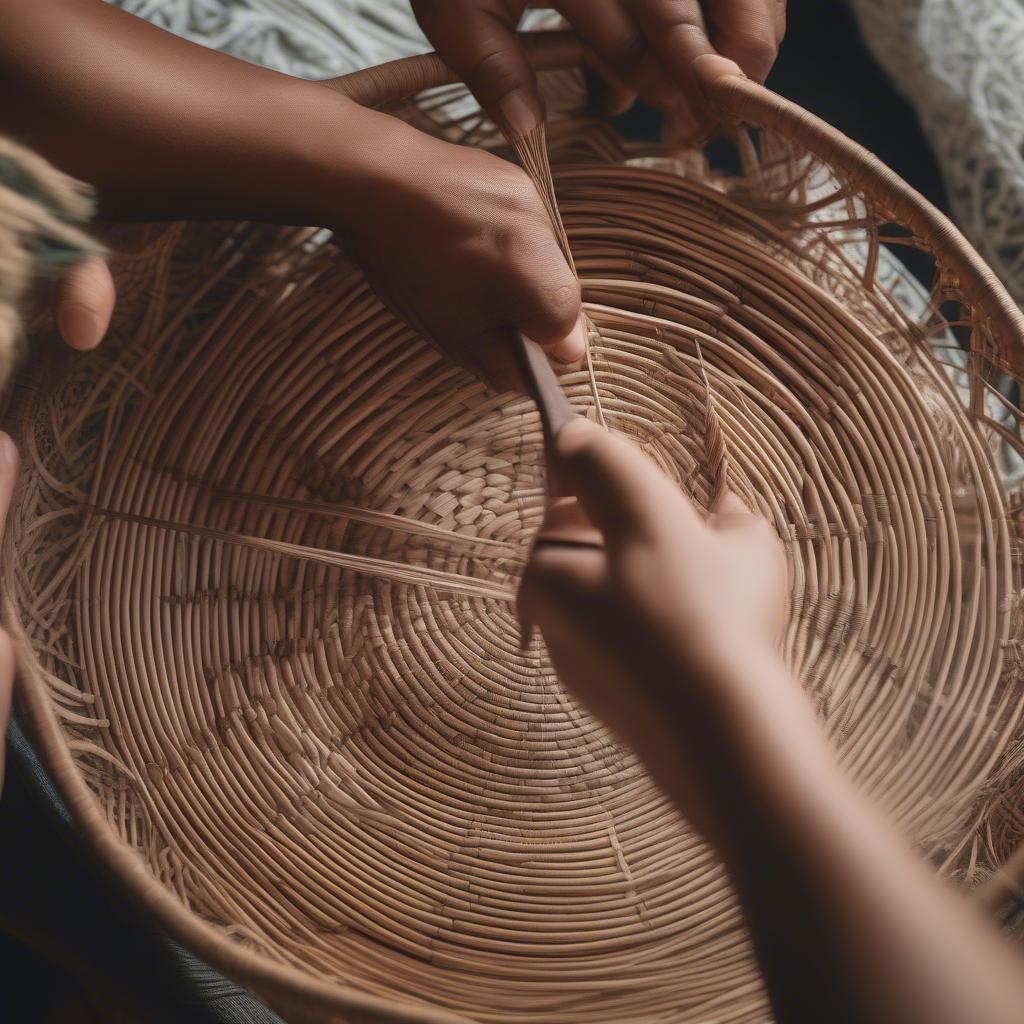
0 718 284 1023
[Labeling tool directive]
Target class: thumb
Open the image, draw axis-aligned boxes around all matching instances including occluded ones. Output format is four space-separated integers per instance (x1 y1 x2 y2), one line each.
554 418 702 544
55 255 115 351
533 496 604 548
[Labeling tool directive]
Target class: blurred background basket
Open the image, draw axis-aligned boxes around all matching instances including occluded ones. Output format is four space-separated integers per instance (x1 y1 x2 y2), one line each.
6 31 1024 1024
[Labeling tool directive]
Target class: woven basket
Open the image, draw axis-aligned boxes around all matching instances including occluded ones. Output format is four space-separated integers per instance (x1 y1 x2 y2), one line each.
7 32 1024 1024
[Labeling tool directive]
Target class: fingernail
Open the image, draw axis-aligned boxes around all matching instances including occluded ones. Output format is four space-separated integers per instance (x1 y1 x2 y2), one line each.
691 54 745 98
499 89 540 137
554 414 598 450
714 489 749 515
557 416 593 437
549 317 587 364
607 90 636 117
57 305 106 350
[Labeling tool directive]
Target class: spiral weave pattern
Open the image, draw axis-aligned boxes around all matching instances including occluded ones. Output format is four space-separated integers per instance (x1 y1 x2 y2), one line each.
7 87 1024 1024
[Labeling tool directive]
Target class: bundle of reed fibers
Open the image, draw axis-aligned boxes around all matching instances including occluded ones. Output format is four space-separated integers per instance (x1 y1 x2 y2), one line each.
6 33 1024 1024
0 136 101 383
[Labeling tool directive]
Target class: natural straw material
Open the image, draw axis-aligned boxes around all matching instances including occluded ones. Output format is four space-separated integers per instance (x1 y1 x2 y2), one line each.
0 136 101 379
7 35 1024 1024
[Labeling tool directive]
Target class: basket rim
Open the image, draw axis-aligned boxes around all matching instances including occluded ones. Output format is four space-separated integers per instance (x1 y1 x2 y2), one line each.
0 323 466 1015
8 619 467 1024
10 31 1024 1019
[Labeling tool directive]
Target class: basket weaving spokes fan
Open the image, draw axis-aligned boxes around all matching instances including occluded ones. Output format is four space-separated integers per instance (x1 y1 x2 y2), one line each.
6 30 1024 1024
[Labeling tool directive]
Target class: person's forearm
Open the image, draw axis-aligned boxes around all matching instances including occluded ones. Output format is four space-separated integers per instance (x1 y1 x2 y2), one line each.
0 0 381 228
672 655 1024 1024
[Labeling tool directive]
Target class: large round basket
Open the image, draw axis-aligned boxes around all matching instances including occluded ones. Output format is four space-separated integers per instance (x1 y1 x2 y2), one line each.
6 32 1024 1024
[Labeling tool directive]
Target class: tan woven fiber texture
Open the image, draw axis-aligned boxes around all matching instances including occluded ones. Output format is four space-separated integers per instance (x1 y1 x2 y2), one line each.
7 36 1024 1024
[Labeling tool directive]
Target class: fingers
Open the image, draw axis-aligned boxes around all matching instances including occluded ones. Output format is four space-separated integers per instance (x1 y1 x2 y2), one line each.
489 191 584 368
414 0 781 130
500 233 583 363
540 496 590 530
445 263 583 390
558 0 677 110
554 418 701 542
461 330 529 393
533 496 603 547
581 59 637 118
708 488 784 578
0 431 19 540
412 0 542 135
520 311 585 367
707 488 767 534
560 0 780 121
629 1 716 121
704 0 783 82
691 52 746 91
55 255 114 351
518 527 607 648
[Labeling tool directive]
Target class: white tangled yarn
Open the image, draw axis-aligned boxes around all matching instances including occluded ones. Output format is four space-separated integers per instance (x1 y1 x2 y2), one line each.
848 0 1024 307
113 0 549 79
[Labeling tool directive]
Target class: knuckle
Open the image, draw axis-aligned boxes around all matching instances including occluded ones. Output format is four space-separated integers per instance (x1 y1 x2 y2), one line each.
544 278 582 330
412 0 462 31
513 264 580 331
486 162 544 219
736 32 777 70
483 221 517 259
506 167 544 207
608 32 649 76
716 12 779 76
469 47 525 101
508 188 545 223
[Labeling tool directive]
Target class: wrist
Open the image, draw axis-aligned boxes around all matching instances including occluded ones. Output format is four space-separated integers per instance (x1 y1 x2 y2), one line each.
654 646 835 847
254 82 391 231
276 86 422 237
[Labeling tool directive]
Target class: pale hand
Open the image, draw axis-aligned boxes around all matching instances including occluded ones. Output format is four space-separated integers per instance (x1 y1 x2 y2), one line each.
517 417 787 828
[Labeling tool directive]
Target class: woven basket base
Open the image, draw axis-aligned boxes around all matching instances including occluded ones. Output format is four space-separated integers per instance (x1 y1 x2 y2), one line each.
8 152 1024 1024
